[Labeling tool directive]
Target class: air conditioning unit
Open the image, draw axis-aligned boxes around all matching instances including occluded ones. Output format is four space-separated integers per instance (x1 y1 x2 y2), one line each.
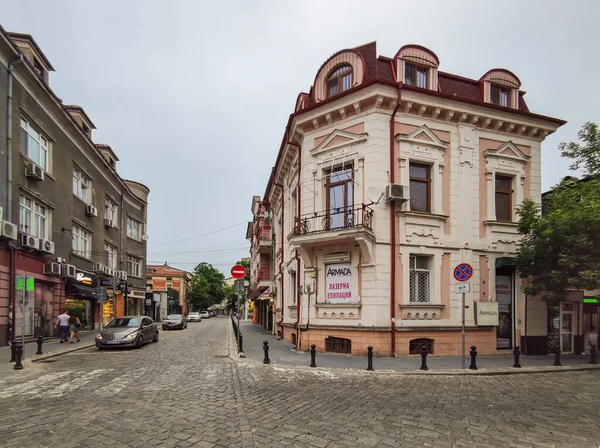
94 263 106 274
105 267 114 277
104 218 114 228
1 221 18 240
43 262 61 276
61 264 76 278
20 233 39 250
86 205 98 217
39 238 55 254
385 184 409 203
25 163 44 181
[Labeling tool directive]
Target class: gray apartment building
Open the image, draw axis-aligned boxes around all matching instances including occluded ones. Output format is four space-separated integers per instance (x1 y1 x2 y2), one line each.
0 27 150 346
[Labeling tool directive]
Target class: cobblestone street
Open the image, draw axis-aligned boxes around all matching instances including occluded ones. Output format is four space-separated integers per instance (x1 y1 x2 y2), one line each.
0 317 599 448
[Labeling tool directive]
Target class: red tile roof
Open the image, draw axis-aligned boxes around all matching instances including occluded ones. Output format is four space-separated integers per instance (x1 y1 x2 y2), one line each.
147 264 190 277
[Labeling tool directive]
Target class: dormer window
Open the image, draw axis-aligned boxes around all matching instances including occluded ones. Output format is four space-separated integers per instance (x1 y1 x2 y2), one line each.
490 84 510 107
326 64 353 98
405 63 427 89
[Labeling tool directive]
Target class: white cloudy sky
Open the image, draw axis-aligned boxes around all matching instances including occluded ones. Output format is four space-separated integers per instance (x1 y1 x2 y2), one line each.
3 0 599 273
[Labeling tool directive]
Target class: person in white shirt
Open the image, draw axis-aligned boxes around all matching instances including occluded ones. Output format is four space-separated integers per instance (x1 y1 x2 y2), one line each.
55 310 71 343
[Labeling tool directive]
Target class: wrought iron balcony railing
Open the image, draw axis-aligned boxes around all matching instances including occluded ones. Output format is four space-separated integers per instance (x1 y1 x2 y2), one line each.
292 204 374 237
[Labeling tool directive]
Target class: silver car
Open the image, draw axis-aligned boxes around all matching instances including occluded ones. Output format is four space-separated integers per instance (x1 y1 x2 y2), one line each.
162 314 187 330
187 312 201 322
96 316 158 349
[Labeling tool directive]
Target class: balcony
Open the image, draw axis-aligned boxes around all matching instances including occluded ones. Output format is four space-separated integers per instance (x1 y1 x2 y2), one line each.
254 225 272 254
289 204 375 264
248 267 273 300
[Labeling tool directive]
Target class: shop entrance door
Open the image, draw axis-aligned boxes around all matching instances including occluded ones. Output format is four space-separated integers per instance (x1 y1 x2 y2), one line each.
560 303 574 354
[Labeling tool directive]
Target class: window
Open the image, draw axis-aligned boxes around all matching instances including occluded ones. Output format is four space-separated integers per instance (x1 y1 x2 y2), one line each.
409 163 431 212
72 226 91 258
73 168 92 204
127 217 142 240
105 243 117 271
20 118 49 171
409 256 430 303
127 255 142 277
405 63 428 89
19 195 48 239
490 85 509 107
290 272 297 304
409 338 434 354
104 199 118 226
326 165 354 229
326 64 353 98
495 175 513 221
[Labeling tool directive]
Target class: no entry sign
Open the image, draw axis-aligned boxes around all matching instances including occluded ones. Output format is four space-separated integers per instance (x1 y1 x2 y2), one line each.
231 264 247 280
453 263 473 282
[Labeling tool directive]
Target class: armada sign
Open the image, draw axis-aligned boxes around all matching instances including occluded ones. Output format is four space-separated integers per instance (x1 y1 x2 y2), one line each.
475 301 499 326
325 262 353 304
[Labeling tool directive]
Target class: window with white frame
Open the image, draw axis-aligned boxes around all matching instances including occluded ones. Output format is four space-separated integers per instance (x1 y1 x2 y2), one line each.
72 225 91 258
290 272 297 304
409 255 430 303
104 199 118 226
73 167 92 204
19 195 48 239
105 243 118 271
490 84 510 107
127 217 142 240
127 255 142 277
20 117 49 171
405 63 428 89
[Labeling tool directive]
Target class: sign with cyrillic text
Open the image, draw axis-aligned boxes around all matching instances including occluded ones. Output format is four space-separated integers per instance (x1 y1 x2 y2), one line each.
325 263 353 304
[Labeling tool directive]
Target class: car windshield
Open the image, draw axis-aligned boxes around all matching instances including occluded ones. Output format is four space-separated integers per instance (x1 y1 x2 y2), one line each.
189 312 199 316
106 317 141 328
167 314 182 320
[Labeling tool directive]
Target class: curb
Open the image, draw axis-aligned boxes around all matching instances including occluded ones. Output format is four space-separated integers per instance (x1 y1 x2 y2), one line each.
234 356 600 376
30 343 95 363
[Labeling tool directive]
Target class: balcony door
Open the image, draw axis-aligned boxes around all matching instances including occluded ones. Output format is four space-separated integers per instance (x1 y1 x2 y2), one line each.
326 165 353 230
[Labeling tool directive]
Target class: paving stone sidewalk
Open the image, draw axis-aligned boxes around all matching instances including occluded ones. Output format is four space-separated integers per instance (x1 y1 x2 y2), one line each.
237 320 599 374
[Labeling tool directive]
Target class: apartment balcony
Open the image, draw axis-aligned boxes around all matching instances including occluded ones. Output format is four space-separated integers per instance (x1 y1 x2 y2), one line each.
248 267 273 300
253 226 273 255
289 204 375 264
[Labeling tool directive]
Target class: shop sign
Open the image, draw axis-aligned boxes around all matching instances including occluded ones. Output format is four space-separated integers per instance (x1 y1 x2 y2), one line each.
495 257 516 269
130 290 146 299
496 275 513 349
325 263 353 304
72 269 98 288
475 301 499 326
583 297 600 305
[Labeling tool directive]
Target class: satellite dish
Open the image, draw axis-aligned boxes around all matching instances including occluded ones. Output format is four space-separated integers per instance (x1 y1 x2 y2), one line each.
142 234 149 241
366 186 385 205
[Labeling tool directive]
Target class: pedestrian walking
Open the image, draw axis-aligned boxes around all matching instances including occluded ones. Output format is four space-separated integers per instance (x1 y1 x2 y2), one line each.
55 309 70 343
69 316 82 343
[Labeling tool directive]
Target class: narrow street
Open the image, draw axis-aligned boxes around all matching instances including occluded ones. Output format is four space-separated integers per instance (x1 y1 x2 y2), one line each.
0 317 598 447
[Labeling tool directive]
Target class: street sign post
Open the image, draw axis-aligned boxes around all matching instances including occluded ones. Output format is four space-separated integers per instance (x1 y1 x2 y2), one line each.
231 265 247 353
454 263 473 370
231 265 247 280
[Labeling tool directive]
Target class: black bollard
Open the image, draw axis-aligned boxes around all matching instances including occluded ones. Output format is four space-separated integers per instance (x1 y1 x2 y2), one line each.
553 346 562 367
36 335 44 355
513 345 521 368
420 345 428 371
9 339 17 362
263 341 270 364
310 344 317 368
589 344 597 365
366 346 374 371
14 343 23 370
469 345 478 370
238 333 243 353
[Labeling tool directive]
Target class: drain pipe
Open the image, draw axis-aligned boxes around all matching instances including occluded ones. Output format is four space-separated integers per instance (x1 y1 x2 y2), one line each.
288 140 302 350
274 182 285 339
6 54 23 222
389 83 402 358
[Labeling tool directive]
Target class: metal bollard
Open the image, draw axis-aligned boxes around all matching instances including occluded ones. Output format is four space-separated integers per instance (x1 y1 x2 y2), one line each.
366 346 374 371
420 345 428 371
553 346 562 367
14 343 24 370
589 344 597 365
9 339 17 362
513 345 522 368
469 345 478 370
36 335 44 355
310 344 317 368
238 333 243 353
263 341 270 364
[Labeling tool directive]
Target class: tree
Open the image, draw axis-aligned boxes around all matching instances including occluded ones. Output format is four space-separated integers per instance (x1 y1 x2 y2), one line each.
516 122 600 302
188 262 226 311
224 284 243 313
236 258 251 283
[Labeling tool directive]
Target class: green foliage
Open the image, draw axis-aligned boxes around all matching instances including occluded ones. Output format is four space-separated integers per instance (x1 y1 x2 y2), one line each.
516 122 600 298
224 284 243 312
236 258 251 283
188 262 225 311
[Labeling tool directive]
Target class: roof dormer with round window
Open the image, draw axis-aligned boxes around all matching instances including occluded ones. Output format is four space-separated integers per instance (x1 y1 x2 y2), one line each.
480 69 521 110
394 45 440 90
312 49 366 103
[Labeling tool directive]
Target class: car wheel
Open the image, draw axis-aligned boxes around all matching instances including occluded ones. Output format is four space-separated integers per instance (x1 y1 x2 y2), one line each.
153 331 159 343
136 335 144 349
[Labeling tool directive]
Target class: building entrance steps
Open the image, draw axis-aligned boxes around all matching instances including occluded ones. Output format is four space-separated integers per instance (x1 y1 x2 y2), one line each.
238 321 599 373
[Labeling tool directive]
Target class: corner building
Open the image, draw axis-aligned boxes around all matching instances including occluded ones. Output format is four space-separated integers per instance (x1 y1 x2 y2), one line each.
254 42 564 356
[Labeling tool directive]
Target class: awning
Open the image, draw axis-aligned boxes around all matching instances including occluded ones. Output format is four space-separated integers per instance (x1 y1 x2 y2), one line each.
65 282 98 300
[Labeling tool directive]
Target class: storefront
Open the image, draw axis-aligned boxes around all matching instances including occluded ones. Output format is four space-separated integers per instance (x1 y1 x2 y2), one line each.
64 269 99 330
583 296 599 353
129 289 146 316
495 258 516 350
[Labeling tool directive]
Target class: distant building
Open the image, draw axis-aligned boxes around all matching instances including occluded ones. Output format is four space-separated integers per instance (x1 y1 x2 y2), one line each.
147 263 191 316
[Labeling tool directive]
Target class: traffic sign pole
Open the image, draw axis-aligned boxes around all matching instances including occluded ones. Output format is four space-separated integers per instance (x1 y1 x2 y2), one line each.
453 263 472 371
462 292 465 370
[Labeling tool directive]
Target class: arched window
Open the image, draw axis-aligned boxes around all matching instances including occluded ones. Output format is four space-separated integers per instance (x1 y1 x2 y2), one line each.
326 64 353 98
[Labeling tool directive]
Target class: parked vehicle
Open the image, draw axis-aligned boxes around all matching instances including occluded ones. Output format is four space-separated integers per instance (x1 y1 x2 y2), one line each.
200 311 210 319
96 316 158 349
187 312 201 322
162 314 187 330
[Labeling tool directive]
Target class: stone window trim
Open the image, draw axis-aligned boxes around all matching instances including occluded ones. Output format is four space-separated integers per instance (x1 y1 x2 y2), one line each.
71 217 93 233
19 194 50 240
401 251 444 307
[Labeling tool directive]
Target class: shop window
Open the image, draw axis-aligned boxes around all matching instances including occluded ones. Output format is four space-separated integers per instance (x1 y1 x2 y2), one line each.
409 255 430 303
325 336 352 354
409 338 434 354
